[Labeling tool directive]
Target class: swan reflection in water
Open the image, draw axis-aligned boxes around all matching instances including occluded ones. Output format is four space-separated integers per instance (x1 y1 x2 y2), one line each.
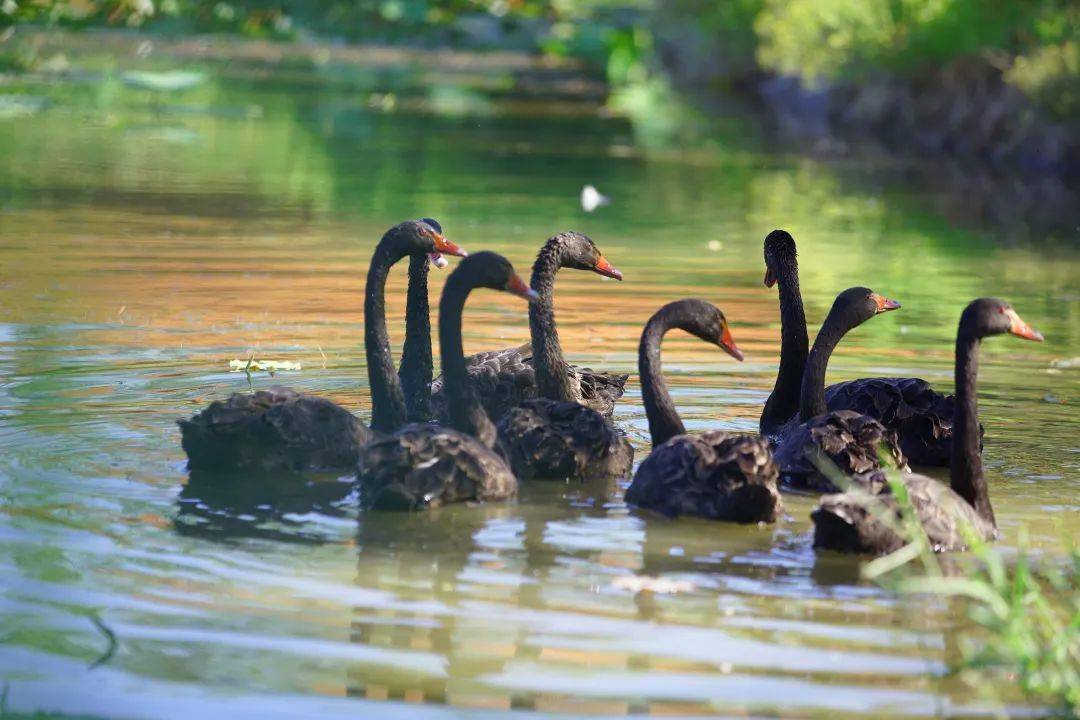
342 482 851 715
175 469 356 544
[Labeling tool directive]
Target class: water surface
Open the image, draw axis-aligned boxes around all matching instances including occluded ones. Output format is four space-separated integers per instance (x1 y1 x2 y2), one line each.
0 34 1078 718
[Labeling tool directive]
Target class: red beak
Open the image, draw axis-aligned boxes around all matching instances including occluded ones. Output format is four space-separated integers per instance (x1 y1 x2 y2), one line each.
507 274 540 303
870 293 901 314
593 255 623 281
432 232 467 258
764 268 776 288
1006 308 1044 342
719 324 744 362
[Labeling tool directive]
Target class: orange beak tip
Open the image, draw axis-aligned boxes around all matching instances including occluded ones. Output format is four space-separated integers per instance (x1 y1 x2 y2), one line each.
594 257 623 281
507 275 539 303
719 325 743 361
1013 324 1044 342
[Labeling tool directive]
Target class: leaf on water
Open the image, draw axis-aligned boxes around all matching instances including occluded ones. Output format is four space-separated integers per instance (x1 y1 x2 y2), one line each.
611 575 695 594
229 359 301 373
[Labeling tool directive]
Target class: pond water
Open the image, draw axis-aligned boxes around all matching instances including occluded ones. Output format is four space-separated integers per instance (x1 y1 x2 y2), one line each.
0 34 1077 719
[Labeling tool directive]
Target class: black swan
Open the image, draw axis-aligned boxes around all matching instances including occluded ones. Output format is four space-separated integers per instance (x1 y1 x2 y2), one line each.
813 298 1044 554
357 251 536 510
428 231 627 422
761 229 967 465
179 219 465 472
624 300 782 523
772 287 908 491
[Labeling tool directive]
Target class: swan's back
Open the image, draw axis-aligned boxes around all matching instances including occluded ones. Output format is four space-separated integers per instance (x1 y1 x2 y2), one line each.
813 471 997 555
773 410 907 491
357 423 517 510
825 377 965 466
496 398 633 482
179 387 371 472
428 345 627 423
626 431 782 523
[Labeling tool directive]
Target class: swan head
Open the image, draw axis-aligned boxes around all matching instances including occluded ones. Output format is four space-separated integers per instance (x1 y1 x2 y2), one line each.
386 218 467 263
661 299 744 362
763 229 798 288
829 287 902 332
963 298 1044 342
550 231 623 281
419 218 450 268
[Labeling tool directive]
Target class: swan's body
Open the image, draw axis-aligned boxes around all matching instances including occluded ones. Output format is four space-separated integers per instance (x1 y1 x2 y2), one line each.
497 398 633 481
813 298 1043 554
179 387 371 473
629 431 780 523
429 345 626 421
179 220 463 473
429 231 627 422
624 300 782 523
358 252 536 509
772 410 906 491
357 424 516 510
823 377 959 466
760 229 970 465
774 287 908 491
812 470 995 554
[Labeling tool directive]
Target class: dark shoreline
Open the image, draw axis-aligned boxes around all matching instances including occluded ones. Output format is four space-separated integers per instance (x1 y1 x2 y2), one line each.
653 34 1078 244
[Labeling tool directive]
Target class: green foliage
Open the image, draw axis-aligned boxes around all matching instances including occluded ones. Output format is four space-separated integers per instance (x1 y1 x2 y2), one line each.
858 470 1080 716
752 0 1079 85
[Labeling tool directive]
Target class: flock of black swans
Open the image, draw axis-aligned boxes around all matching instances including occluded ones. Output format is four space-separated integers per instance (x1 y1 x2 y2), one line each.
178 220 1045 557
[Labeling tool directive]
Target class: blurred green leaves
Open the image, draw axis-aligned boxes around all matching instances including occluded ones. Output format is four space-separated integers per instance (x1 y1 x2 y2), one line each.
4 0 1077 119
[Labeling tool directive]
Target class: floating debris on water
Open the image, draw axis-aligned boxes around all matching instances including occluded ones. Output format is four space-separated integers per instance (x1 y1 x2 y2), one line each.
611 574 696 594
229 358 302 373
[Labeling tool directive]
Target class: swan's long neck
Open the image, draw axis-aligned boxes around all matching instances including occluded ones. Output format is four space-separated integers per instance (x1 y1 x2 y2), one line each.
530 241 576 403
639 307 686 448
440 271 498 448
399 254 433 423
799 309 847 422
951 329 993 525
364 242 410 433
761 262 808 433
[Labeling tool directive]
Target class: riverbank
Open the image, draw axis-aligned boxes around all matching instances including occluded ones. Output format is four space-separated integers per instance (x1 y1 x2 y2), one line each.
653 25 1079 182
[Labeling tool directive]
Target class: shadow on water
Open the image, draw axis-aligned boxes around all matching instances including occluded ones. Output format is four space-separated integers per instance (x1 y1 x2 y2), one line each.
176 469 357 544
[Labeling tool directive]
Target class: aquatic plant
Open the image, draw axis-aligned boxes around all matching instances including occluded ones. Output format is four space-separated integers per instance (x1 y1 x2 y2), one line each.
822 459 1080 716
